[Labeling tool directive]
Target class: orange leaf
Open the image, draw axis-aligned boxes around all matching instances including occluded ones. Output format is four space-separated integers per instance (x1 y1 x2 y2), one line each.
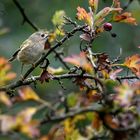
113 12 137 25
18 86 40 101
95 7 122 26
64 52 92 73
76 6 92 26
124 54 140 77
92 112 102 131
5 72 16 81
104 114 119 129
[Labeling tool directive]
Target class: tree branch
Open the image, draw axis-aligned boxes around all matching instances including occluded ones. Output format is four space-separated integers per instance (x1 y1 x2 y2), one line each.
40 105 102 124
0 73 104 92
12 0 39 31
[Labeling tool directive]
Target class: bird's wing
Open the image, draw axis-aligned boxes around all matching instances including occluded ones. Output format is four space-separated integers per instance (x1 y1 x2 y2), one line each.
8 39 33 62
20 39 33 49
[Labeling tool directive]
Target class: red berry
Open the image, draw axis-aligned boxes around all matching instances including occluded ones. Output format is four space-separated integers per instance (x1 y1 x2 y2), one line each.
103 22 112 31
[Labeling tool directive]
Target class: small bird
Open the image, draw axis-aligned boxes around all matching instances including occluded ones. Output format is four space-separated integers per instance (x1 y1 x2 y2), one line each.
9 30 50 73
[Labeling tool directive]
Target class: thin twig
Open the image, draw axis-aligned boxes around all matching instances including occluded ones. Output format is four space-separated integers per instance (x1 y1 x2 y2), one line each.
12 0 38 31
123 0 134 11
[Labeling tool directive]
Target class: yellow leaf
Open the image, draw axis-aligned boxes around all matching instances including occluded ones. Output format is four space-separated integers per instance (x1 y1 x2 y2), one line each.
76 6 93 26
0 92 12 107
124 54 140 77
47 66 65 75
18 86 40 101
52 10 66 27
89 0 99 13
19 120 39 138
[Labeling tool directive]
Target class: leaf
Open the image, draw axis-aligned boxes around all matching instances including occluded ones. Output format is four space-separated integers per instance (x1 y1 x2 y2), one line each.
87 90 102 102
76 6 93 26
47 66 65 75
124 54 140 77
109 69 122 80
67 93 78 107
0 92 12 107
94 7 122 26
64 52 92 73
113 12 137 25
92 112 102 131
114 81 134 107
0 115 16 133
39 70 53 83
17 107 39 138
80 33 93 42
104 114 119 129
0 57 16 86
52 10 66 27
89 0 99 13
18 86 40 101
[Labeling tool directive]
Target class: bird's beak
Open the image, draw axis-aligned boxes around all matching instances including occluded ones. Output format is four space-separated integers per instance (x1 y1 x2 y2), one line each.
45 34 50 39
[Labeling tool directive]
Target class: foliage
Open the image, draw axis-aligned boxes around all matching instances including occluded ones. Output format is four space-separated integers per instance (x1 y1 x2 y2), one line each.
0 0 140 140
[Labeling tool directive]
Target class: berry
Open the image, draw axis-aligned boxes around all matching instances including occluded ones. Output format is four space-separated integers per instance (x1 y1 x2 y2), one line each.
111 33 117 38
103 22 112 31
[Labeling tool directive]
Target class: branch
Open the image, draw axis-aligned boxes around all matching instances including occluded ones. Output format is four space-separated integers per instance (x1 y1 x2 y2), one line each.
116 75 139 80
40 105 102 124
0 73 104 92
123 0 134 11
12 0 39 31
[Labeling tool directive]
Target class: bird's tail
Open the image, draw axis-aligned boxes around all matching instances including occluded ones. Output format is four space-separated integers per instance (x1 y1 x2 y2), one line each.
8 49 20 62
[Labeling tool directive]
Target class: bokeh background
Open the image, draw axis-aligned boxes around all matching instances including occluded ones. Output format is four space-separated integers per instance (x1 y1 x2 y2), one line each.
0 0 140 98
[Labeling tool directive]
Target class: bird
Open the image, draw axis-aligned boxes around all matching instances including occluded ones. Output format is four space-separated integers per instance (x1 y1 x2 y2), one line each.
9 30 50 74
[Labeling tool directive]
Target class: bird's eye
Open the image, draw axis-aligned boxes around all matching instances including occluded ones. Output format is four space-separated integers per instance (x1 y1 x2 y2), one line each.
41 34 45 38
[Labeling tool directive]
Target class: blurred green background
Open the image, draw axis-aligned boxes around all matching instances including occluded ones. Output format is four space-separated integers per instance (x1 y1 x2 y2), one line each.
0 0 140 98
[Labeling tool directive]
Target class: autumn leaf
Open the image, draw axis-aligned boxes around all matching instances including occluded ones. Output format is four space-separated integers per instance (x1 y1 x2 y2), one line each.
64 52 92 73
16 107 39 138
39 70 53 83
47 66 65 75
18 86 40 101
87 90 102 102
113 12 137 25
0 92 12 107
124 54 140 77
114 81 134 107
0 57 16 86
104 114 119 129
109 69 122 80
0 115 16 133
89 0 99 13
94 7 122 26
92 112 102 131
76 6 93 26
